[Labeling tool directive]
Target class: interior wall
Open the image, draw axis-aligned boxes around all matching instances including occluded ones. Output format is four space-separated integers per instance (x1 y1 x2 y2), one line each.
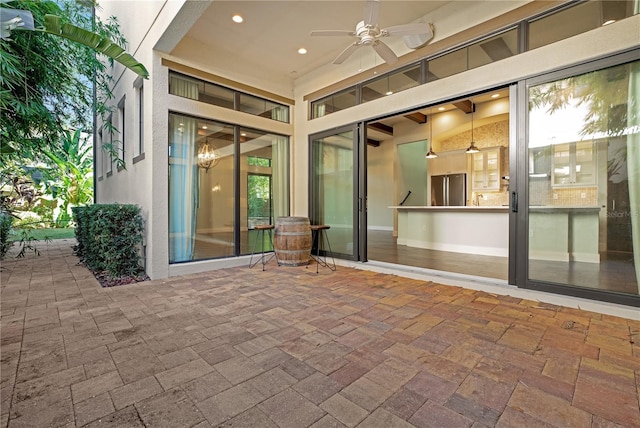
397 141 429 206
367 141 394 230
196 156 234 233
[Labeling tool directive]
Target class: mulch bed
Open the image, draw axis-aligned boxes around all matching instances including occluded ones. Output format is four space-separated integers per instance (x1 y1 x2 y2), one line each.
92 270 150 287
72 243 150 287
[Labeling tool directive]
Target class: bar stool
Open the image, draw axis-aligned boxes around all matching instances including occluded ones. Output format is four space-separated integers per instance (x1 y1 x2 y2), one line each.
309 224 336 273
249 224 277 271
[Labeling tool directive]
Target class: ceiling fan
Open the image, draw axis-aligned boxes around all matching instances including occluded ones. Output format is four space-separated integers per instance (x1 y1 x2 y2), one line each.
310 0 434 65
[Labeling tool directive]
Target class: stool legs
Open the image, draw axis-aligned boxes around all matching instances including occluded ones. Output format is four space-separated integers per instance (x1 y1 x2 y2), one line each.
309 227 336 273
249 227 276 271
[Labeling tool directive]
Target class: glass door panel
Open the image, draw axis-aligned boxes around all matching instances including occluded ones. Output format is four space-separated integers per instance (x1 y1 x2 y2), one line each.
310 127 357 260
194 121 235 259
239 128 289 255
526 59 639 302
168 114 236 262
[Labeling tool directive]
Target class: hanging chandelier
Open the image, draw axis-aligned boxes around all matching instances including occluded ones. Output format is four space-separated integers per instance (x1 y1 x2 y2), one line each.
197 138 220 173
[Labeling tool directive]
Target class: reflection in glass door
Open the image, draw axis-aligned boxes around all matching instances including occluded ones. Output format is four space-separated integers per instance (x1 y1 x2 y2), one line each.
310 126 360 260
525 57 639 305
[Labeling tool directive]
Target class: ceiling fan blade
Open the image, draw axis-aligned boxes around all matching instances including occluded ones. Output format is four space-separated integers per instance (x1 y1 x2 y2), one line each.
382 22 433 37
363 0 380 26
334 42 361 64
372 40 398 64
310 30 355 37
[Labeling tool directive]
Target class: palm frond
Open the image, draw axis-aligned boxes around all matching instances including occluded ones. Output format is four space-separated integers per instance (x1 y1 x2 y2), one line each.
43 14 148 79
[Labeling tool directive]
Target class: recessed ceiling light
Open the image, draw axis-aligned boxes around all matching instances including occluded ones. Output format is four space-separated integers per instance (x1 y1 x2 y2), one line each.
232 14 243 23
491 93 500 98
202 126 208 129
438 107 445 111
298 48 307 55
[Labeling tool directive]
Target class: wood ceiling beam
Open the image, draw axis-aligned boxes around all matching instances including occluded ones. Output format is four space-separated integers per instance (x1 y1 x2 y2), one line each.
404 112 427 124
453 100 475 114
368 122 393 136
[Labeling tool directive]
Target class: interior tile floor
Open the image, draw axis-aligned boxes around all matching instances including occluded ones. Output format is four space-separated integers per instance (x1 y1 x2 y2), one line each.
1 239 639 427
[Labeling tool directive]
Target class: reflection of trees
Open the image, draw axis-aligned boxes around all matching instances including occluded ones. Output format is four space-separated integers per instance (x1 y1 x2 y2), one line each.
608 138 628 183
529 62 636 137
531 59 640 294
529 62 638 185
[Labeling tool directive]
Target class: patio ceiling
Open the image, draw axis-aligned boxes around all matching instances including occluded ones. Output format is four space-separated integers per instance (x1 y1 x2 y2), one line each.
179 1 450 83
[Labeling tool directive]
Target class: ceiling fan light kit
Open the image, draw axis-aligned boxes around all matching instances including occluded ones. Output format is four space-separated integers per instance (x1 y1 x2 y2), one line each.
310 0 434 65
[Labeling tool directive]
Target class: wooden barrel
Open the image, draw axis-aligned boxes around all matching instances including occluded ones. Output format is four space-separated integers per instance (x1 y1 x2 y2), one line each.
274 217 311 266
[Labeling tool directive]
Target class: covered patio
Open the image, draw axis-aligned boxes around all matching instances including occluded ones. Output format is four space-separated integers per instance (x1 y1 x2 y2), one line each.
1 239 639 427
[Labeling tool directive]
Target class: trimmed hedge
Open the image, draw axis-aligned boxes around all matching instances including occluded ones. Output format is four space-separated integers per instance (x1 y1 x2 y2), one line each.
72 204 144 278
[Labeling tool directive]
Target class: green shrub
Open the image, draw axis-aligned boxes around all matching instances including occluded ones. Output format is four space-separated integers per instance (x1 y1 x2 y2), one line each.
0 212 13 259
72 204 145 279
71 206 88 258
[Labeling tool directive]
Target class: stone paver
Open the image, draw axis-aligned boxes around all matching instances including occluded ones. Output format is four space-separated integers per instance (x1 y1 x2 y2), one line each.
1 239 639 428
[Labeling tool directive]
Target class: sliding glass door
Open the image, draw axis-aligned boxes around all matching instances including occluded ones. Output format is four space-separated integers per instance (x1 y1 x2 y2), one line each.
520 52 639 306
309 125 365 261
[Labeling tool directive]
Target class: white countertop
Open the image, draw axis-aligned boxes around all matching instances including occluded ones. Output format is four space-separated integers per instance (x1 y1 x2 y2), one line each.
390 205 601 212
528 206 602 212
389 206 509 212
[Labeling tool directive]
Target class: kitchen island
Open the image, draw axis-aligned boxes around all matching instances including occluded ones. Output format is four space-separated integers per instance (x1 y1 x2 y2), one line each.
529 206 601 263
390 206 509 257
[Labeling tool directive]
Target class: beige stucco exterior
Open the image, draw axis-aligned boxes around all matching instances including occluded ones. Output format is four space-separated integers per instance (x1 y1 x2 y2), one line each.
95 1 640 304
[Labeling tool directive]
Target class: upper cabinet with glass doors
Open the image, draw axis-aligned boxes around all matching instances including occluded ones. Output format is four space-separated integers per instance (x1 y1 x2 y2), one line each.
471 147 502 191
551 141 595 187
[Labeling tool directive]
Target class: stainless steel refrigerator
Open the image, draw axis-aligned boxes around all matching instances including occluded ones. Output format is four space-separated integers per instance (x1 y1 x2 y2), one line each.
431 173 467 206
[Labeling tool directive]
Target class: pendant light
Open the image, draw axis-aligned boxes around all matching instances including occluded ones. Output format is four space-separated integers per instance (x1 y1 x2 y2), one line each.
466 102 480 154
425 109 438 158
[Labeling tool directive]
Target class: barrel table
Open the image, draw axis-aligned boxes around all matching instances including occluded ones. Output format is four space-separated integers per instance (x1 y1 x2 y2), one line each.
274 216 312 266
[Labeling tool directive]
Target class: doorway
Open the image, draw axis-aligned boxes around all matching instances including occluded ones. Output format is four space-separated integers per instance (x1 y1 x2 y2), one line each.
364 90 511 281
309 125 365 261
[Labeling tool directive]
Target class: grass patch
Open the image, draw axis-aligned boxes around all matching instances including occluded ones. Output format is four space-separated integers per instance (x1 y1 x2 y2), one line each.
12 228 76 241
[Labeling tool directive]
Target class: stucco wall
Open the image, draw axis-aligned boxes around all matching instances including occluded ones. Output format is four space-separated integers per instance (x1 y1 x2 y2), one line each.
95 0 640 280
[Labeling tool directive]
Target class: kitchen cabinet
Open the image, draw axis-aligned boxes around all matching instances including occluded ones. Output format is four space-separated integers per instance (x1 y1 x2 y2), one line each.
471 147 501 191
552 141 595 187
428 150 467 176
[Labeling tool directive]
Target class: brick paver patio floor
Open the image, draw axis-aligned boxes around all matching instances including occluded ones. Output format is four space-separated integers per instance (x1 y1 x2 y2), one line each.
1 239 639 427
